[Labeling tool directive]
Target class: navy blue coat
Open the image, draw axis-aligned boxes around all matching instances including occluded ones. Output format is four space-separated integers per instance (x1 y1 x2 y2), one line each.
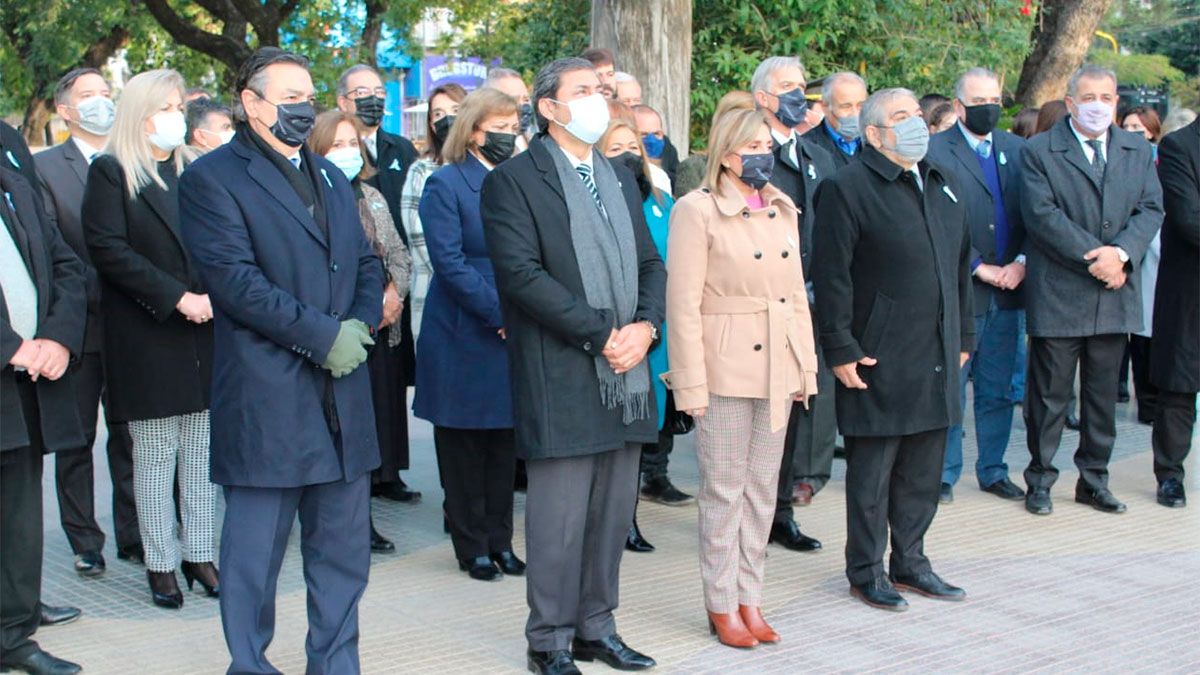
179 137 384 488
413 154 512 429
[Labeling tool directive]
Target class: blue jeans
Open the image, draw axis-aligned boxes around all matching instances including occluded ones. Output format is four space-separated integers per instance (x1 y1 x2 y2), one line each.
1010 309 1027 402
943 302 1020 487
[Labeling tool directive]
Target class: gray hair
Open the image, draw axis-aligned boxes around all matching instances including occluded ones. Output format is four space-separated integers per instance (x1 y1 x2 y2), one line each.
531 57 597 134
821 71 866 105
336 64 382 96
485 67 523 85
954 67 1000 101
615 71 636 83
1066 64 1118 98
1161 108 1197 135
751 56 804 99
861 87 917 130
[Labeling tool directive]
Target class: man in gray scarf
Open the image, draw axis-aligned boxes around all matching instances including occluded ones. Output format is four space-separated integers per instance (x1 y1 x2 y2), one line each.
481 57 666 675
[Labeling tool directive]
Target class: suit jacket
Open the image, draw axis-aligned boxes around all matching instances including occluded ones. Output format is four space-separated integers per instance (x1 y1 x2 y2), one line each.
1150 118 1200 392
179 135 384 488
413 154 513 429
769 134 836 280
928 125 1026 315
35 139 104 352
480 135 667 460
82 155 213 423
0 121 39 190
812 145 975 437
1021 119 1163 338
802 121 858 170
1 166 87 453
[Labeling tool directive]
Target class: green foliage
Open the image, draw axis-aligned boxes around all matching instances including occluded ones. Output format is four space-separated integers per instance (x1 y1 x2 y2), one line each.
453 0 591 81
1088 50 1186 88
1103 0 1200 76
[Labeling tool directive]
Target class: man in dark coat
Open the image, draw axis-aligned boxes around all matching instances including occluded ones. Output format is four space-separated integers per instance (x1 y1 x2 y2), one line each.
0 165 86 675
1148 117 1199 508
813 87 974 612
927 67 1028 505
1019 66 1163 516
35 67 142 572
1 122 38 189
481 57 665 675
335 63 422 502
751 55 836 551
802 71 866 169
179 48 384 674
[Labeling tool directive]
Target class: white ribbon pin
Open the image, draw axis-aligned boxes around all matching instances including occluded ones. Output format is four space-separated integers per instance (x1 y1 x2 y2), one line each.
999 151 1007 166
388 158 401 171
5 150 19 169
321 168 333 188
807 164 817 180
942 185 958 203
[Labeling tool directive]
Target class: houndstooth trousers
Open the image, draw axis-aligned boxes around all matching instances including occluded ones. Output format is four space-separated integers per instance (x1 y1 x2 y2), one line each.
695 395 787 613
127 411 215 572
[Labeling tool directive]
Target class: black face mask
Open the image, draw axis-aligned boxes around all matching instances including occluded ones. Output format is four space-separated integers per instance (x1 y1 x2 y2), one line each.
478 131 516 166
738 152 775 189
354 95 386 128
432 115 455 145
519 103 534 133
614 151 644 176
261 97 316 147
962 103 1001 136
773 88 809 129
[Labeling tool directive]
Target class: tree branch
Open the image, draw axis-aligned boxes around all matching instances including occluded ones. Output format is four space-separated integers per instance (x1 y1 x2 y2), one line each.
139 0 252 70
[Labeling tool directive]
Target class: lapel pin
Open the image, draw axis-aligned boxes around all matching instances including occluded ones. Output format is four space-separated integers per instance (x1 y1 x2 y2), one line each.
999 151 1007 166
5 150 19 169
388 158 401 171
321 168 333 188
942 185 958 203
807 164 817 180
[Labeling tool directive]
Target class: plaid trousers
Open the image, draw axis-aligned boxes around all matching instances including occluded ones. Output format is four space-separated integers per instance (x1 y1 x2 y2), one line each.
695 394 787 613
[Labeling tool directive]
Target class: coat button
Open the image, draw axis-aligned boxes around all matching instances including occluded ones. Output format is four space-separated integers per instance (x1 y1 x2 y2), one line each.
742 211 751 219
780 297 786 303
754 344 763 351
1103 221 1111 229
769 210 777 218
584 341 592 351
782 250 789 258
754 251 763 259
332 311 340 319
331 262 339 272
934 365 944 373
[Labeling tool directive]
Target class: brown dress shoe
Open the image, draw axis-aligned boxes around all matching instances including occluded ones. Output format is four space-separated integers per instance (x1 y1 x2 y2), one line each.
738 605 780 643
791 482 814 506
707 610 759 649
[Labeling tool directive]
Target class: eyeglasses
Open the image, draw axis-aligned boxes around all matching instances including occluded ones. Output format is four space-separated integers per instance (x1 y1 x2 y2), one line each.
348 87 387 99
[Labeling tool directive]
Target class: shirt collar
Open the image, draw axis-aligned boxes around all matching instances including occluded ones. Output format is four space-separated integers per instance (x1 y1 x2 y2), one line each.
71 135 104 163
770 127 796 148
557 143 594 170
956 121 992 151
1069 118 1108 150
823 119 861 154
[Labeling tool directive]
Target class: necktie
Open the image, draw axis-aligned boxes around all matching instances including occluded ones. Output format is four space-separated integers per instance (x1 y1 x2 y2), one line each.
1086 139 1105 182
780 138 799 171
364 136 377 161
88 152 98 165
575 163 606 217
290 156 302 171
976 140 992 159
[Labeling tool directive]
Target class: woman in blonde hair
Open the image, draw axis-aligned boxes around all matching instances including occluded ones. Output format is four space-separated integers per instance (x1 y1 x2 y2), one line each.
413 87 525 581
82 68 217 609
664 107 817 648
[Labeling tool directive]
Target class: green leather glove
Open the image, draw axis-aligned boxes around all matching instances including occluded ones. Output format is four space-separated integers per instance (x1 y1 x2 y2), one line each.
323 320 375 378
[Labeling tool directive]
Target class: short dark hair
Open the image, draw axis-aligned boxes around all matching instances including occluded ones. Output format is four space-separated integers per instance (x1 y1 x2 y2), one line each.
532 57 598 134
233 47 310 120
54 67 108 107
918 93 950 120
581 47 615 69
186 98 232 142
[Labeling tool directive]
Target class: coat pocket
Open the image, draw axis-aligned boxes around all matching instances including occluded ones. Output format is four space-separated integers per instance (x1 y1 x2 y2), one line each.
860 292 894 357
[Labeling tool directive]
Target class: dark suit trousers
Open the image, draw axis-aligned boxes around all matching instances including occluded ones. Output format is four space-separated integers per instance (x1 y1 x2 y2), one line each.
219 473 370 675
776 346 838 524
1129 334 1158 421
433 427 516 560
844 429 946 586
524 444 639 652
1 379 44 662
55 351 139 553
1024 334 1126 492
639 429 674 480
1152 389 1197 483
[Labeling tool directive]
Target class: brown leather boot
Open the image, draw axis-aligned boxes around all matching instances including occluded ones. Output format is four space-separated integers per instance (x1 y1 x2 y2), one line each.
707 610 759 648
739 605 781 643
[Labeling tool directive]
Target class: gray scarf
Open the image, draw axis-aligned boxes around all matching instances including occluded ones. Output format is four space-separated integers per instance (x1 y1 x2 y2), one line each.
542 135 649 424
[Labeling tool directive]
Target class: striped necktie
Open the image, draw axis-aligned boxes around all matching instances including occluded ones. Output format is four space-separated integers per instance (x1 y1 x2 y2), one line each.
976 139 992 159
1086 139 1105 182
575 162 607 217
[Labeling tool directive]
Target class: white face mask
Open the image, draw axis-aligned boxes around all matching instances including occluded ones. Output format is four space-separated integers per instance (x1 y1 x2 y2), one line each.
200 128 235 148
148 111 186 151
1072 100 1114 135
551 93 610 145
325 146 364 181
73 96 115 136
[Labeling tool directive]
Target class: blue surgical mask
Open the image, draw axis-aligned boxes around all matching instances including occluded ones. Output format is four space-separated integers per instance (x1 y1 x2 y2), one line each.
642 133 665 159
885 115 929 164
738 152 775 189
834 113 860 140
772 88 809 129
73 96 115 135
325 147 364 181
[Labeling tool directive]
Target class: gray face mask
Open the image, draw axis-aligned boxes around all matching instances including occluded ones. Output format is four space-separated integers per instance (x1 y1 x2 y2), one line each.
834 113 860 140
884 115 929 163
73 96 115 136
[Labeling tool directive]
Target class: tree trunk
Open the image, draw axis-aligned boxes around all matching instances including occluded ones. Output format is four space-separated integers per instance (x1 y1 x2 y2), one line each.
1015 0 1114 106
590 0 693 157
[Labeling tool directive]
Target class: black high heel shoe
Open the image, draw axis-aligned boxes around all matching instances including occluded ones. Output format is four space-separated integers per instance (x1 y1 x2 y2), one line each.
148 570 184 609
181 561 220 598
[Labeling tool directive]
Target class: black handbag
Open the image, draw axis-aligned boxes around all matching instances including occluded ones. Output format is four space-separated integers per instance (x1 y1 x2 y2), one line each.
662 390 695 435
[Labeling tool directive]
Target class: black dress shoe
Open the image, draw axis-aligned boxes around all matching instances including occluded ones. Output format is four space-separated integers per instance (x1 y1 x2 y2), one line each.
1025 486 1053 515
491 550 526 575
370 525 396 554
39 604 81 627
982 478 1025 501
458 555 502 581
938 483 954 504
117 543 144 564
73 550 105 577
769 519 821 552
371 481 422 503
572 634 656 671
1074 483 1127 513
639 475 694 506
1064 413 1081 431
625 520 655 553
147 570 183 609
527 649 581 675
0 648 82 675
849 575 908 612
181 560 220 597
1157 478 1187 508
891 571 966 601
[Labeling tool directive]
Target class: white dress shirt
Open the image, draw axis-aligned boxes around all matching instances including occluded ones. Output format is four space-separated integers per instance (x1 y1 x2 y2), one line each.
72 136 104 164
1069 120 1109 163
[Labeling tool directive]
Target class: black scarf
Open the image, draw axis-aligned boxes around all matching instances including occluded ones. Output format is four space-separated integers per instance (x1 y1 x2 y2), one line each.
236 121 328 236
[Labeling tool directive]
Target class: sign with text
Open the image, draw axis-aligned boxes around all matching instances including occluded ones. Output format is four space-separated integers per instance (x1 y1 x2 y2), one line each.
422 55 500 97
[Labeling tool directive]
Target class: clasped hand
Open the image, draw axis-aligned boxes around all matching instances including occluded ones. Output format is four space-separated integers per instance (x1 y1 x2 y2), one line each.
975 262 1025 290
323 319 374 378
602 322 653 375
176 292 213 324
1084 246 1126 290
8 338 70 381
